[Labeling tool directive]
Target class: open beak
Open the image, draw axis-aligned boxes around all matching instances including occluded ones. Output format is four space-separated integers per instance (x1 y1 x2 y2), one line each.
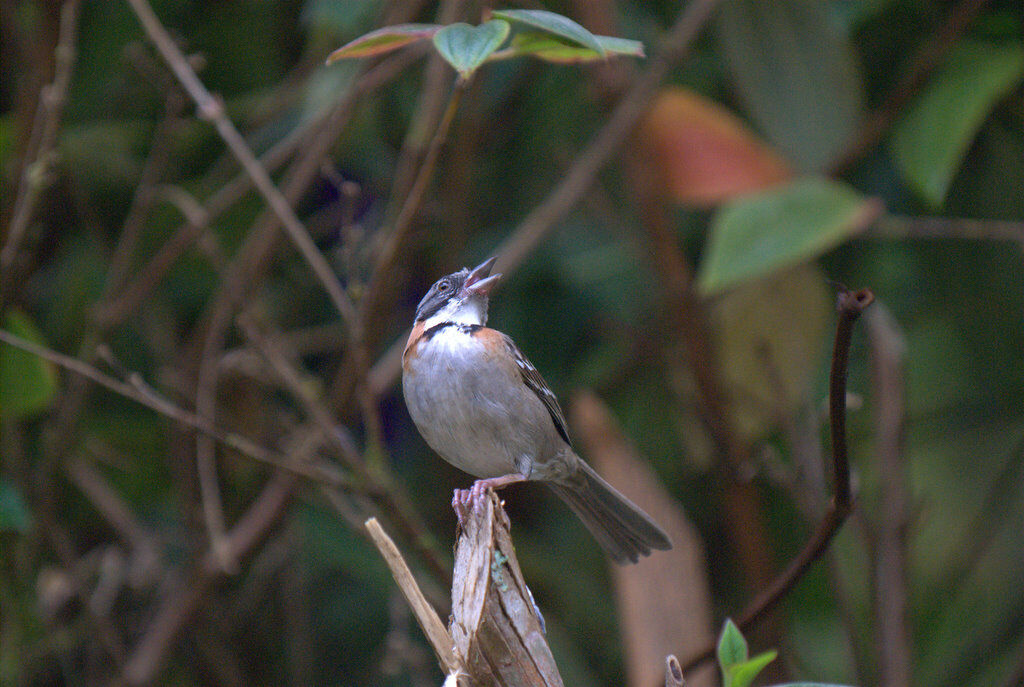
463 256 501 297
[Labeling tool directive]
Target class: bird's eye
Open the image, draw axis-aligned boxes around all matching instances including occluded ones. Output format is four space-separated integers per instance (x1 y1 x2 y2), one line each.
437 280 451 293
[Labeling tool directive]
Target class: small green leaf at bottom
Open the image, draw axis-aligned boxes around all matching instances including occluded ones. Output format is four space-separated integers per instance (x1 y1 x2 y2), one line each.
727 650 778 687
717 619 749 669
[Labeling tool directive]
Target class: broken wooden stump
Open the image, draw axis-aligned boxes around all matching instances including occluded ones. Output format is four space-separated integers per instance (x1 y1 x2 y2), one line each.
366 489 562 686
450 490 563 687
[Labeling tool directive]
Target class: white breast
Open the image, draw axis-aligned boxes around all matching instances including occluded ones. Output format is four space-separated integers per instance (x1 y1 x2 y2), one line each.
402 326 558 480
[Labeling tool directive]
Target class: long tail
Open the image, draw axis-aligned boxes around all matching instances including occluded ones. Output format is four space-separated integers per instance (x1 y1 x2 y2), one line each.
546 456 671 564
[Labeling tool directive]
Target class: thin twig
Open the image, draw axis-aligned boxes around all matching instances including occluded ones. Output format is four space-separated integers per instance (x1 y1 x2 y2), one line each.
121 471 300 685
358 0 467 342
383 0 467 215
865 305 912 687
66 458 162 560
101 91 187 298
365 518 461 676
93 46 425 328
829 0 992 174
1 0 82 281
360 80 466 336
682 287 875 673
236 313 365 468
746 287 873 617
123 0 358 327
330 72 467 413
0 329 345 486
494 0 723 274
870 214 1024 242
237 312 451 585
180 1 428 583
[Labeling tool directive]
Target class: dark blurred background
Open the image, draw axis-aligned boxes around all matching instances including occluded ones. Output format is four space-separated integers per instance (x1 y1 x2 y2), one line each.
2 1 1023 685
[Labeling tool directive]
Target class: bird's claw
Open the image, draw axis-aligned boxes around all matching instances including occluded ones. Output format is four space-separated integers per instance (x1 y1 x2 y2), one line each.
453 474 525 526
452 480 490 526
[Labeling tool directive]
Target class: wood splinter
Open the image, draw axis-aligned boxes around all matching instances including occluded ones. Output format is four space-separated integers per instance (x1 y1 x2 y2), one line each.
366 490 563 686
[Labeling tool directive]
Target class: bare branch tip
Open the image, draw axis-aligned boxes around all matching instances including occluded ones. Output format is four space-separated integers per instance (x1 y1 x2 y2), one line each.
665 654 685 687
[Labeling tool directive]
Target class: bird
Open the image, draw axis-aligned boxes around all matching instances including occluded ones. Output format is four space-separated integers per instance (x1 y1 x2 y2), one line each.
401 257 671 564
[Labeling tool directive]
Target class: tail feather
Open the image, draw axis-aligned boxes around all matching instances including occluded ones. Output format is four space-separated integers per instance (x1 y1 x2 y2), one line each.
547 458 671 564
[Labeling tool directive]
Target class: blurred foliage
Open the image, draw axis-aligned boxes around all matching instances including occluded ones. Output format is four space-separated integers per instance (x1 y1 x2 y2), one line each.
2 0 1024 686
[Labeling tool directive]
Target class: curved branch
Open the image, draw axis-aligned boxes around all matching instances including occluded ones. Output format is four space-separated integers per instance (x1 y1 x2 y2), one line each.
681 287 874 673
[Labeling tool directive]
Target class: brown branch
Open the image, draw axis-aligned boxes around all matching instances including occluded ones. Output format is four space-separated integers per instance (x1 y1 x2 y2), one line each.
870 214 1024 242
120 471 300 685
363 79 464 313
365 518 463 679
0 329 345 486
682 287 875 673
92 45 425 329
356 0 469 347
493 0 723 275
865 304 912 687
123 0 357 327
101 91 187 298
1 0 82 284
185 51 428 513
828 0 992 174
237 312 451 586
182 47 427 573
66 457 162 561
178 0 430 584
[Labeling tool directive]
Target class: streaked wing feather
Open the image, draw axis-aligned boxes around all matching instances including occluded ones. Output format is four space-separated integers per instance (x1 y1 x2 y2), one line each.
503 334 572 447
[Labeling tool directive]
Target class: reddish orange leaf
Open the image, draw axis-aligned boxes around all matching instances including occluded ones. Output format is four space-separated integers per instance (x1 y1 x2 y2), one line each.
640 88 792 207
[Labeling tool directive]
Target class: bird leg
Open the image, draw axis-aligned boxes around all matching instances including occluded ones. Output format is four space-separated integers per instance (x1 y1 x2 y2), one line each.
453 473 526 525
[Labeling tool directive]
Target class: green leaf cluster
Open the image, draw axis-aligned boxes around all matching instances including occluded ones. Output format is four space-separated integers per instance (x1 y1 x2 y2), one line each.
717 619 778 687
326 9 644 81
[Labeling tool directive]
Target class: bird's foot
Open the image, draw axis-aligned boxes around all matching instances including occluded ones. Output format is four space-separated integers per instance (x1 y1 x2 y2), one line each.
452 473 527 526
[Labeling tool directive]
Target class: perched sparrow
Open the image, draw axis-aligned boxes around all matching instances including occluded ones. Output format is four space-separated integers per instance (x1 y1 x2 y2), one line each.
402 257 671 564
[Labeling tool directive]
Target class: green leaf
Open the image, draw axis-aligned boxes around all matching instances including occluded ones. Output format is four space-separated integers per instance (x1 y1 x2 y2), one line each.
506 32 644 63
325 23 440 63
717 0 865 171
710 265 831 443
698 178 881 294
0 480 30 533
0 310 58 420
717 619 748 670
727 650 778 687
491 9 604 56
890 39 1024 207
774 684 856 687
433 20 511 79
